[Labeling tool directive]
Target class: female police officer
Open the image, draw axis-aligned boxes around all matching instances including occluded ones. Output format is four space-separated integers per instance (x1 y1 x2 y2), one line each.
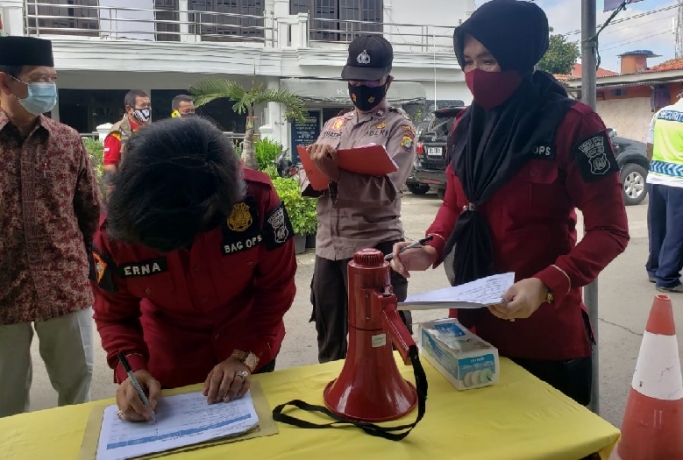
391 0 629 405
91 117 297 421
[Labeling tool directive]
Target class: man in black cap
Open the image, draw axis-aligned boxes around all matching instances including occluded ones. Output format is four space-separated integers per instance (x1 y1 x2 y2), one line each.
0 36 101 417
390 0 629 406
299 34 416 363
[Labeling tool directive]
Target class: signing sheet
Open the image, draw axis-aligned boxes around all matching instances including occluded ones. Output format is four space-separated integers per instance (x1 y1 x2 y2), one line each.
96 390 259 460
398 272 515 310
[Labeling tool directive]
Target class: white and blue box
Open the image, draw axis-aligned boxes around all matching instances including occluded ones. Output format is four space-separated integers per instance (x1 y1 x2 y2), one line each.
418 318 499 390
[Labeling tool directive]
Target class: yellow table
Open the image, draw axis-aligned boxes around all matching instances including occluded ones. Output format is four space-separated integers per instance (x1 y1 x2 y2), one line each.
0 357 619 460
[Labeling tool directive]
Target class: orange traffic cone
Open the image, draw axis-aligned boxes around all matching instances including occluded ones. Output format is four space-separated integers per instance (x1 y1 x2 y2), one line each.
610 294 683 460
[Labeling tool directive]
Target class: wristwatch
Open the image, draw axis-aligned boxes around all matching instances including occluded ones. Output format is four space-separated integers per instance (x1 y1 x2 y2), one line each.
231 350 259 372
544 286 554 305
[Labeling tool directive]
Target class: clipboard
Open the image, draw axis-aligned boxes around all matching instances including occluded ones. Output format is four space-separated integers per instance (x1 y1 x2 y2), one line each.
297 144 398 192
78 381 277 460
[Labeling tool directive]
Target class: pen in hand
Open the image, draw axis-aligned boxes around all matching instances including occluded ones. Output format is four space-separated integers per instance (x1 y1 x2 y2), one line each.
385 235 434 261
117 353 157 423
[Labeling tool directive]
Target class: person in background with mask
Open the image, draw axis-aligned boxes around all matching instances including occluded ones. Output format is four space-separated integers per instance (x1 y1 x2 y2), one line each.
103 89 151 178
0 36 101 417
171 94 196 118
390 0 629 406
300 34 416 363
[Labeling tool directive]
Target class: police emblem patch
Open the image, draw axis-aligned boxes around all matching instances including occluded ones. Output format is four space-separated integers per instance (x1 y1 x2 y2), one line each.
376 122 387 129
263 202 294 250
357 50 371 64
332 118 346 131
221 195 262 256
227 202 253 232
368 96 376 104
401 135 414 151
573 131 619 182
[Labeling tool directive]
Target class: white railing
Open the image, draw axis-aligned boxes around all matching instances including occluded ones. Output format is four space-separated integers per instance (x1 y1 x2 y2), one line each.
22 1 455 53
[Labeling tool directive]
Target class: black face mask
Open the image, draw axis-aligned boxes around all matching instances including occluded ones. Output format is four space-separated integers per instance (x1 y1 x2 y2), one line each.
348 83 387 112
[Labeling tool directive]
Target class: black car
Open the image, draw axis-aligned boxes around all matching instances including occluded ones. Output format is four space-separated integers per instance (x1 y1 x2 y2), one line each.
411 106 466 198
608 128 649 206
410 116 648 206
405 120 432 195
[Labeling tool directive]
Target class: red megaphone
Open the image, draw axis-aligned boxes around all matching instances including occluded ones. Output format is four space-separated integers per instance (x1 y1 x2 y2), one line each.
323 248 418 422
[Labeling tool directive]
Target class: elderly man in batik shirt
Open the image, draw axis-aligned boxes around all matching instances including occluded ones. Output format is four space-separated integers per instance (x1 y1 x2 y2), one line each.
0 36 101 417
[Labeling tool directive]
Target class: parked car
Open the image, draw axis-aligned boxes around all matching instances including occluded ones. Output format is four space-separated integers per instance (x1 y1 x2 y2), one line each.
406 120 432 194
411 105 466 198
608 128 649 206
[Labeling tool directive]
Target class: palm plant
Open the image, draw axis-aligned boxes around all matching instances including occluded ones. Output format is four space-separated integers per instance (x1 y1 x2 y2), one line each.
189 75 307 169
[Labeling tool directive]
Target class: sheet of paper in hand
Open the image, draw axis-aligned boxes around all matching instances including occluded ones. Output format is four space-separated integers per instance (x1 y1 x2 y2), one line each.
397 272 515 310
96 390 259 460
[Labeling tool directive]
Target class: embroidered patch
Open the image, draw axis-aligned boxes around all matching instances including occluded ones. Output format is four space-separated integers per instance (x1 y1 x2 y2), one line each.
227 202 253 232
221 195 262 255
402 125 416 137
401 135 414 151
572 131 619 182
357 50 371 64
119 258 168 278
368 96 376 104
531 145 555 160
332 118 346 131
376 121 387 129
263 202 294 250
89 246 118 293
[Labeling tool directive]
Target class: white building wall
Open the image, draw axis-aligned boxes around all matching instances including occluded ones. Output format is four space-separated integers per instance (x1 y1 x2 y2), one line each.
382 0 475 53
596 98 653 143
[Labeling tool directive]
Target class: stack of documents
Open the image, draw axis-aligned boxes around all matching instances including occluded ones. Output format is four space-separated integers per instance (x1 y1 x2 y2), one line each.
96 391 260 460
398 272 515 310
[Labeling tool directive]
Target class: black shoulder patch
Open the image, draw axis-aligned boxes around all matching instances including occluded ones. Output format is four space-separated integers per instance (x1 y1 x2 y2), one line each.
263 202 294 250
89 245 118 293
221 195 263 255
572 131 619 182
119 258 168 278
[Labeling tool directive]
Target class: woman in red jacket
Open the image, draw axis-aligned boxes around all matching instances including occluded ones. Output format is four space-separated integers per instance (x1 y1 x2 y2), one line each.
391 0 629 405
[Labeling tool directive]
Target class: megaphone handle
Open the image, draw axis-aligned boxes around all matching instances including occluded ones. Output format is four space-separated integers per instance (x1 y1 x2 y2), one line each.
381 301 415 365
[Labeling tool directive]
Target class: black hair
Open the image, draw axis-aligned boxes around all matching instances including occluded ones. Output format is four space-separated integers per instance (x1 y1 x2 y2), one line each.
124 89 149 108
172 94 194 111
107 117 246 253
0 65 24 79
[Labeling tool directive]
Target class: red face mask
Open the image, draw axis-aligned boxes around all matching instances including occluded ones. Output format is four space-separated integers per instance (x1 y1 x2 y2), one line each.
465 69 523 110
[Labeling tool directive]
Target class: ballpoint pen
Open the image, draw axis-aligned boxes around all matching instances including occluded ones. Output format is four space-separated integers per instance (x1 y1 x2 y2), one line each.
117 353 157 423
384 235 434 261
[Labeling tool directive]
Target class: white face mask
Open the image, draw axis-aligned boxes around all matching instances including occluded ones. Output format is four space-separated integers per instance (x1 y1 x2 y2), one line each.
11 77 57 115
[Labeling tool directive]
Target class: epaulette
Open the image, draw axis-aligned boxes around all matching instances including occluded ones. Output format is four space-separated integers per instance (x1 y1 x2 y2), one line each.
389 106 411 120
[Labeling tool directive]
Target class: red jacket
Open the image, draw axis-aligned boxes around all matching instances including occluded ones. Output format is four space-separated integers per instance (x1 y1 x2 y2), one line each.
426 102 629 361
91 169 297 388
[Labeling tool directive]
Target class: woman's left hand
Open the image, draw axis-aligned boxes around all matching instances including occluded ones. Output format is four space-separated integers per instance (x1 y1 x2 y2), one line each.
488 277 548 321
203 357 251 404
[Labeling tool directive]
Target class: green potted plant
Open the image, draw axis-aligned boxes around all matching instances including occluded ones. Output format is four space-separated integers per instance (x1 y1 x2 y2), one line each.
271 176 313 254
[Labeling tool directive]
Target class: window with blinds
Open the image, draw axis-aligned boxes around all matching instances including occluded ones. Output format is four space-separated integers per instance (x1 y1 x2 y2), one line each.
290 0 383 42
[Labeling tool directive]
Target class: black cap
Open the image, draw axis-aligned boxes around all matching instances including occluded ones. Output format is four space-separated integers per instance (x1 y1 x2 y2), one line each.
0 36 54 67
341 35 393 81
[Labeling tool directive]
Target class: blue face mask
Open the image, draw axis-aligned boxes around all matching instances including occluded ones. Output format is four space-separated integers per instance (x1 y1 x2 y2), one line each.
14 80 58 115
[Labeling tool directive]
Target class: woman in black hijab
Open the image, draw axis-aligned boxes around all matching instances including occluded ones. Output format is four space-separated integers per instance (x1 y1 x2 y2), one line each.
391 0 629 405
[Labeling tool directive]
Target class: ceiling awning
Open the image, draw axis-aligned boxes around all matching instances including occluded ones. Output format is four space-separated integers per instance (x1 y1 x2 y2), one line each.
280 78 426 105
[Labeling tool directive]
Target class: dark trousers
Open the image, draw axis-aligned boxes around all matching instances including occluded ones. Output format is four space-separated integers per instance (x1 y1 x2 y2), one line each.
646 183 683 288
310 240 412 364
511 356 593 406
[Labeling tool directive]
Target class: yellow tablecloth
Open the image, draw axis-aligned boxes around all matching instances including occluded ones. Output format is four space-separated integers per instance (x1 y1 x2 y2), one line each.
0 356 619 460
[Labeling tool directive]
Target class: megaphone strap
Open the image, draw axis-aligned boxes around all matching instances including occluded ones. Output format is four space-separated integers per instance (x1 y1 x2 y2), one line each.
272 346 428 441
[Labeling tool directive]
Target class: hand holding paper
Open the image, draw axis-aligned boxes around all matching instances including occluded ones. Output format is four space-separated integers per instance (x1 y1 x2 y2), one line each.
398 273 515 310
488 277 548 320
